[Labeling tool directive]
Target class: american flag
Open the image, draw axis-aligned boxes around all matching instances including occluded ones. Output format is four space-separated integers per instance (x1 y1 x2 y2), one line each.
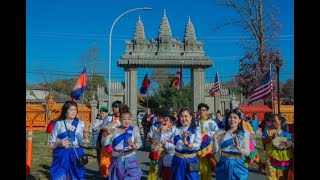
248 71 273 105
209 71 220 97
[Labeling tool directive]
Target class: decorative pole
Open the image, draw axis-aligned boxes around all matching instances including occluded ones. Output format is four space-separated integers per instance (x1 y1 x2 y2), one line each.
108 7 152 109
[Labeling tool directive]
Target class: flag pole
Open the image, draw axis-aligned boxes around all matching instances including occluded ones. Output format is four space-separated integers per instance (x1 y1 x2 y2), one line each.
276 59 281 115
82 92 85 120
270 63 274 114
82 64 86 121
146 68 149 109
179 64 183 108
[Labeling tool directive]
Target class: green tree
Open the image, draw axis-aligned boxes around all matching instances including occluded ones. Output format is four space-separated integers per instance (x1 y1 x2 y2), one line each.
157 80 191 112
280 79 294 104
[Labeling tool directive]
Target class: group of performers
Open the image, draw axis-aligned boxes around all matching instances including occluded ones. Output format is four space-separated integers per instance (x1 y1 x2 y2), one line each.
49 100 294 180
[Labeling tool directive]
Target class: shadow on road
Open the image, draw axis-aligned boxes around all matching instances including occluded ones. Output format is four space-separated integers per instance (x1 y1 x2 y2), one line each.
85 167 104 180
141 162 151 166
141 169 149 175
248 168 266 175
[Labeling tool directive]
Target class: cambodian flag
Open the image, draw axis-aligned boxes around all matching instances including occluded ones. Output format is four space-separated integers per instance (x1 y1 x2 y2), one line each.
140 73 151 94
71 66 88 101
171 68 183 90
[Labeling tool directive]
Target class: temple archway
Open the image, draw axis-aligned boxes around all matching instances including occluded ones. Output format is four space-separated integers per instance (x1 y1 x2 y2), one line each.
117 11 213 120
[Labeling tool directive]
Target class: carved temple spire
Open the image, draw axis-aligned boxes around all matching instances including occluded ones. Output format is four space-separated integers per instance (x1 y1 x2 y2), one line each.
134 15 146 42
158 9 172 39
184 16 197 41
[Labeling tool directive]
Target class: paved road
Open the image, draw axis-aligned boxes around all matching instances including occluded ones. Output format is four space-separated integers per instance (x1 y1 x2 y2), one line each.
85 138 266 180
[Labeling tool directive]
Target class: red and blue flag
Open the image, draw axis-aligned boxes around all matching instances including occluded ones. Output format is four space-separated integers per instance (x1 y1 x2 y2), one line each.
71 66 88 101
140 73 151 94
171 68 183 90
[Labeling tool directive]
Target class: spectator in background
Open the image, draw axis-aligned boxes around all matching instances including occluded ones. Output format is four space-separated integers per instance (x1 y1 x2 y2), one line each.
137 112 144 131
95 106 109 165
91 113 103 149
141 107 155 150
223 109 230 118
259 112 273 134
172 111 179 126
172 111 178 120
280 113 289 132
214 110 225 130
250 113 259 133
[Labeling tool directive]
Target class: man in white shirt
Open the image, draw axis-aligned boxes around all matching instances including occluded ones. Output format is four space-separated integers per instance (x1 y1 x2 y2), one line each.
91 114 103 148
95 106 109 164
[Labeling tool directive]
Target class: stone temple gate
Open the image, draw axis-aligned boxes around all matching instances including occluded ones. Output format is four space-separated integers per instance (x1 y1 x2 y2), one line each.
117 11 214 120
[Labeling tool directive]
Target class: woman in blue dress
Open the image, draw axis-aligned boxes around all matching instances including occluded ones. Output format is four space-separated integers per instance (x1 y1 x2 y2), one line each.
101 107 143 180
213 108 250 180
49 101 89 180
169 107 202 180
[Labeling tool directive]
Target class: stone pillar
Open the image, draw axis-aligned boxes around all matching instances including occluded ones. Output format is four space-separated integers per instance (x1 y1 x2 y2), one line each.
191 68 205 112
89 99 97 133
125 68 137 122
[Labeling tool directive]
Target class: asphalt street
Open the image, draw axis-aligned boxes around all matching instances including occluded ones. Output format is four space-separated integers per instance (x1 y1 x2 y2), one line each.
85 139 266 180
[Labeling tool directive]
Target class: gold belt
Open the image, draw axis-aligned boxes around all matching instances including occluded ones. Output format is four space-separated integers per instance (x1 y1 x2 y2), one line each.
112 151 135 158
220 152 242 158
174 152 196 159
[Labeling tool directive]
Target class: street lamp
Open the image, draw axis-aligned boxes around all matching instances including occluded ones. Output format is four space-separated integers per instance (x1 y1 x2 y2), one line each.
108 7 152 109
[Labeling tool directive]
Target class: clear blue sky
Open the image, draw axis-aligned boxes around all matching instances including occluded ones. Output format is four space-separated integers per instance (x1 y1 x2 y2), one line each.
26 0 294 88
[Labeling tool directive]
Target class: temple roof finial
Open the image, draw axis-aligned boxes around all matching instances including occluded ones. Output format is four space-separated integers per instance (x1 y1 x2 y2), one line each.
159 9 172 38
184 17 196 41
134 16 146 41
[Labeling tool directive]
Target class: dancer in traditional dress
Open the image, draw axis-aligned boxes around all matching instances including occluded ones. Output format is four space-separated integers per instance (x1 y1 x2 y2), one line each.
170 107 202 180
147 108 168 180
101 108 142 180
98 101 122 178
235 109 263 172
213 108 250 180
196 103 219 180
262 114 293 180
49 100 89 180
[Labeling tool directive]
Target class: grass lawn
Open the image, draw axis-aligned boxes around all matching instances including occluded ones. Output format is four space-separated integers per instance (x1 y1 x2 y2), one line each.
27 131 97 180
